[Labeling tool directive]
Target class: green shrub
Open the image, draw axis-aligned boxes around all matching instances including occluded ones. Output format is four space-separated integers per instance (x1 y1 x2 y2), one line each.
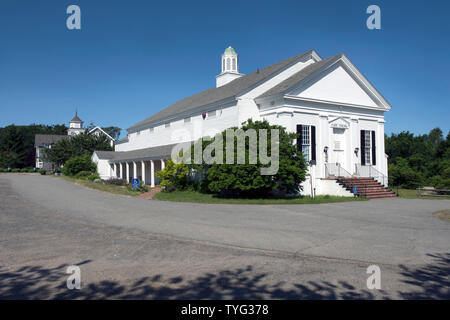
388 158 424 189
193 119 307 196
11 168 20 173
63 154 96 176
20 167 33 173
38 168 46 175
74 171 93 179
156 159 190 192
0 168 7 172
104 178 127 186
86 174 100 182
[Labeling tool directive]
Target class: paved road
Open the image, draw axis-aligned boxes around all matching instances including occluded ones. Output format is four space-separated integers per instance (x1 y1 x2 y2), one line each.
1 174 449 299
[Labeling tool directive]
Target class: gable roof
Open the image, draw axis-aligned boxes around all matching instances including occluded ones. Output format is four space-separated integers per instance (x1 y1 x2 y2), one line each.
256 54 343 99
127 50 318 132
34 134 67 147
88 126 115 141
256 53 391 110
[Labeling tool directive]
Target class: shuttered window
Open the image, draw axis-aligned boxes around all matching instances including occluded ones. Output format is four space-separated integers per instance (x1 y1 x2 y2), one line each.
297 125 316 163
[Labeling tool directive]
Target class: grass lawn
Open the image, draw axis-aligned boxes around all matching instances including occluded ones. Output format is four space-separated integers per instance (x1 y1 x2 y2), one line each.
395 188 450 200
153 190 367 204
434 210 450 222
58 175 147 196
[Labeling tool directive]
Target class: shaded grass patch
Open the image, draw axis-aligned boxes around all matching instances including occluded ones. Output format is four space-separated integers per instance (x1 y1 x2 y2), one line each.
153 190 367 204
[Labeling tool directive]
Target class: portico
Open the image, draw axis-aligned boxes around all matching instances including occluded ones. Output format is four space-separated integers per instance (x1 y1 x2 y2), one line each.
92 143 175 187
110 159 165 187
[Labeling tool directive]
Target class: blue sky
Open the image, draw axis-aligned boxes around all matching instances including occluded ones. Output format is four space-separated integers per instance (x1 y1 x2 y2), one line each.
0 0 449 138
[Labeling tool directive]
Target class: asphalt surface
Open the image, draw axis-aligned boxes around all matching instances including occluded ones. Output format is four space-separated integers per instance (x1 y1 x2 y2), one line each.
0 174 449 299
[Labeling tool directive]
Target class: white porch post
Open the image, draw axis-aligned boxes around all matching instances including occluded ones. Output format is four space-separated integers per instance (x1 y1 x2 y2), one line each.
150 160 155 187
161 159 165 170
126 162 130 182
119 163 123 179
141 160 146 185
133 161 137 180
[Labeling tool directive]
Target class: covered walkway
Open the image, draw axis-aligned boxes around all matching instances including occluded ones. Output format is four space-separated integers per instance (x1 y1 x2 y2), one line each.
93 143 178 187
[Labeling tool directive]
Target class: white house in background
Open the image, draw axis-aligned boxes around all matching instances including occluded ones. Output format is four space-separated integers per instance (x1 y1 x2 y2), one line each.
89 126 115 147
36 112 116 170
93 47 393 197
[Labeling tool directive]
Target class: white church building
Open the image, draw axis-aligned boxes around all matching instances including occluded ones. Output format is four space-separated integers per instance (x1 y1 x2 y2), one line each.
93 47 394 198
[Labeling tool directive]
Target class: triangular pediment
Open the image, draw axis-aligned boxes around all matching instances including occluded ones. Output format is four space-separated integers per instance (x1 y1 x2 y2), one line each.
329 117 350 129
287 59 389 109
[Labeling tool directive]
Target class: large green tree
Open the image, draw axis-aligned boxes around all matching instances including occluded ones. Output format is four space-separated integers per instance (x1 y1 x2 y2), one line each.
43 132 113 166
0 124 67 168
385 127 450 188
189 119 307 196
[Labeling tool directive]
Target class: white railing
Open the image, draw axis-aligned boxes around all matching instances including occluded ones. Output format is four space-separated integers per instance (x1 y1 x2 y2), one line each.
325 163 352 178
355 164 387 186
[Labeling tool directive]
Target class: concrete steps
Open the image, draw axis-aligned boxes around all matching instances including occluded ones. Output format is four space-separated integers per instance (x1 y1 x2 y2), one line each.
337 178 398 199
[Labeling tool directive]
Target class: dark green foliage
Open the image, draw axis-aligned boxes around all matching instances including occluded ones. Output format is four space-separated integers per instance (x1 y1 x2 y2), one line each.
43 132 113 166
191 120 307 197
386 128 450 189
0 124 67 168
102 126 122 140
62 154 96 176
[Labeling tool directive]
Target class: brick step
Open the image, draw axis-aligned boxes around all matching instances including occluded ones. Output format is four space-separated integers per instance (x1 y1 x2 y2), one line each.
366 194 398 199
336 177 397 200
340 184 383 188
358 190 395 196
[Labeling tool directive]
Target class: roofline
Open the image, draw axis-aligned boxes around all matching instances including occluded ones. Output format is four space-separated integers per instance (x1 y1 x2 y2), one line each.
127 95 237 133
126 49 321 133
88 126 116 141
255 53 392 111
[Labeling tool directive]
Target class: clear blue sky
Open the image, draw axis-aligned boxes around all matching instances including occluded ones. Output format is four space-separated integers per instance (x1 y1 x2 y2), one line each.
1 0 449 138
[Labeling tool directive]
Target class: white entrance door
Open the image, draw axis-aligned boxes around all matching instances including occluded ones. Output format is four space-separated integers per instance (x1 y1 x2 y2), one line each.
332 128 346 169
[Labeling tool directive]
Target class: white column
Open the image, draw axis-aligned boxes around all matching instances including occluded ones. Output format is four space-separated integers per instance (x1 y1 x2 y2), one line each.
150 160 155 187
133 161 137 180
126 162 130 182
161 159 165 170
115 163 119 178
119 163 123 179
141 160 146 185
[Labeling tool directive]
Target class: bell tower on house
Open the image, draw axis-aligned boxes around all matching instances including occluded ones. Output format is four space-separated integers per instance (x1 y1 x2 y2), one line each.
68 111 86 136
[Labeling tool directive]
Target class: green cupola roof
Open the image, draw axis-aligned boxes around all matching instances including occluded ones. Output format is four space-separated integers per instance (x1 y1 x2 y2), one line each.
224 46 237 55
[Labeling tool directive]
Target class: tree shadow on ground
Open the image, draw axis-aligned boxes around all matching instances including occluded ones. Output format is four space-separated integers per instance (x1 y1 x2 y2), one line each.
398 253 450 299
0 253 448 299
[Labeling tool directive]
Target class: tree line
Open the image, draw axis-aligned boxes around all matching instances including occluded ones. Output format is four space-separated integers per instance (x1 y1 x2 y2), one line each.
386 127 450 189
0 124 120 169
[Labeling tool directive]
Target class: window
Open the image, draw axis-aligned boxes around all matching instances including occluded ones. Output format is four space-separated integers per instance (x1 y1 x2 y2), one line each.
149 127 154 133
301 125 311 162
184 117 191 123
232 58 236 70
165 123 170 128
137 131 141 136
207 110 216 119
226 58 231 71
364 130 372 165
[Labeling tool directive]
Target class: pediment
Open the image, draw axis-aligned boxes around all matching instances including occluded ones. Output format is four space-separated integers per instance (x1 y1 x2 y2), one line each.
329 117 350 129
287 59 389 110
